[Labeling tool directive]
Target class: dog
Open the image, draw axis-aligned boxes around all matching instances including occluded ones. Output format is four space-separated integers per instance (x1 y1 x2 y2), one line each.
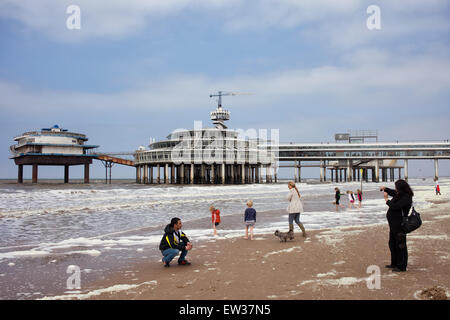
274 230 295 242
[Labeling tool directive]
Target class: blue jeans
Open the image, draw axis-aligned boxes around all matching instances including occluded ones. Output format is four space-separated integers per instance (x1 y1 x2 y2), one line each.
288 213 301 225
162 248 188 264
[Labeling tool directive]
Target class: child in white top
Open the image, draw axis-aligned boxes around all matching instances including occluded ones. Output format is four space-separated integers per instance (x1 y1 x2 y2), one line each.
347 190 357 209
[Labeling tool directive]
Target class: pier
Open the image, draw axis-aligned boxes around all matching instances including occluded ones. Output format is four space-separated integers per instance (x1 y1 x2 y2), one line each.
132 97 450 185
277 147 448 183
133 141 450 185
10 108 450 185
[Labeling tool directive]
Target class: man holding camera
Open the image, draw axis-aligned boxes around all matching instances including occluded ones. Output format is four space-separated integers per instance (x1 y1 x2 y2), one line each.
159 217 193 267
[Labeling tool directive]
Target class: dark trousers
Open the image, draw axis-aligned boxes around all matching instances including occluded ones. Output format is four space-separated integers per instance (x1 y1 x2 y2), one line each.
388 229 408 270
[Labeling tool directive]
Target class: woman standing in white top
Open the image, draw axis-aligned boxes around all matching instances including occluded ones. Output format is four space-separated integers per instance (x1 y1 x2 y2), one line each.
287 181 307 237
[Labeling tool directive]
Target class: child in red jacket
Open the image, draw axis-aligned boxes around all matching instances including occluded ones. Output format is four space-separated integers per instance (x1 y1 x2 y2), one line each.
210 205 221 236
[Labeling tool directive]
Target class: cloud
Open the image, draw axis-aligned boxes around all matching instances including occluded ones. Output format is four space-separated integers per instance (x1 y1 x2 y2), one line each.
0 0 190 41
1 48 448 120
2 0 448 46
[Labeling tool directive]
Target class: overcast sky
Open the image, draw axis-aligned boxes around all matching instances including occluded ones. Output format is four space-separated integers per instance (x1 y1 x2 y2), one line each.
1 0 449 179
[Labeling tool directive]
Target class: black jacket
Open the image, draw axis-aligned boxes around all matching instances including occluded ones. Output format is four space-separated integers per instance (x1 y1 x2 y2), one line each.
384 188 412 230
159 224 190 251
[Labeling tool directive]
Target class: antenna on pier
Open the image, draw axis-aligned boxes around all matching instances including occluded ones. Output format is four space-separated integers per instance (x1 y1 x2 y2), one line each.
209 91 252 129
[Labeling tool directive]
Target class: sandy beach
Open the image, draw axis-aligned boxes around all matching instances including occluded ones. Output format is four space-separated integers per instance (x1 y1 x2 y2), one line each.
43 197 450 300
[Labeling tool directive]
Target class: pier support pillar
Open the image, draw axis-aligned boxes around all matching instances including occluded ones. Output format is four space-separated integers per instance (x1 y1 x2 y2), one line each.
434 159 439 181
143 165 148 184
64 165 69 183
404 160 409 182
210 164 215 184
320 162 325 183
294 160 298 182
347 160 352 182
256 165 260 183
375 160 380 183
190 164 194 184
170 164 174 184
390 168 395 182
318 160 325 182
298 162 301 183
180 164 184 184
136 166 140 184
221 163 225 185
32 164 38 183
241 164 245 184
157 164 161 184
163 164 168 184
149 166 153 184
18 164 23 183
252 166 255 184
84 163 90 184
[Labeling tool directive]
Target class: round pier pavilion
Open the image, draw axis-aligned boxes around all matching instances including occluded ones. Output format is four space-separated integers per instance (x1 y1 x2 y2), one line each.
134 100 277 185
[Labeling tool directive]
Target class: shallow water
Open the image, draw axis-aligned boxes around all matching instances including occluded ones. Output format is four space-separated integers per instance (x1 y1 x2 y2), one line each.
0 177 444 299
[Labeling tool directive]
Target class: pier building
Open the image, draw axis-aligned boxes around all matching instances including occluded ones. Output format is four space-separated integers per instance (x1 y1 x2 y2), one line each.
10 125 98 183
134 93 277 185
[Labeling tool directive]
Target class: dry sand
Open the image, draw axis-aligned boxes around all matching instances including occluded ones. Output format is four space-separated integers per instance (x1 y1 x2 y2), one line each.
47 199 450 300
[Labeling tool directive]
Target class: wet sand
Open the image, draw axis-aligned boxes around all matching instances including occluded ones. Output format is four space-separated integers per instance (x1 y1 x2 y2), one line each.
43 198 450 300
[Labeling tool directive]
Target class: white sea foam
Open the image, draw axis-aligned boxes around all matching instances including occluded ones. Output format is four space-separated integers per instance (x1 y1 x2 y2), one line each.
40 280 158 300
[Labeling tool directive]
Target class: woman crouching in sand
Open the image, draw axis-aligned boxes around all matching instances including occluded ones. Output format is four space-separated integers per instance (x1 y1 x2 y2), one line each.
287 181 307 238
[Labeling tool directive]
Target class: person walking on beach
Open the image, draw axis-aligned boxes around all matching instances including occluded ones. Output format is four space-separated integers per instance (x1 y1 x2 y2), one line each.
210 205 221 236
380 179 414 272
334 187 345 212
159 217 192 267
287 181 307 237
347 190 357 209
435 178 441 195
356 189 363 208
244 200 256 240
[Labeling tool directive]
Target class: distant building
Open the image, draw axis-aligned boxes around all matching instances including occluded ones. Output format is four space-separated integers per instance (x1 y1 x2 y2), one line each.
10 125 99 183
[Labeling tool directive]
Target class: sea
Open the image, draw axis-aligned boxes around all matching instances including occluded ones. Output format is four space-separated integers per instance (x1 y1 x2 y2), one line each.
0 177 445 299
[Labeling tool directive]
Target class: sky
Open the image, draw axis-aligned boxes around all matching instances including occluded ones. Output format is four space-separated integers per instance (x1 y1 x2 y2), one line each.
1 0 449 179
